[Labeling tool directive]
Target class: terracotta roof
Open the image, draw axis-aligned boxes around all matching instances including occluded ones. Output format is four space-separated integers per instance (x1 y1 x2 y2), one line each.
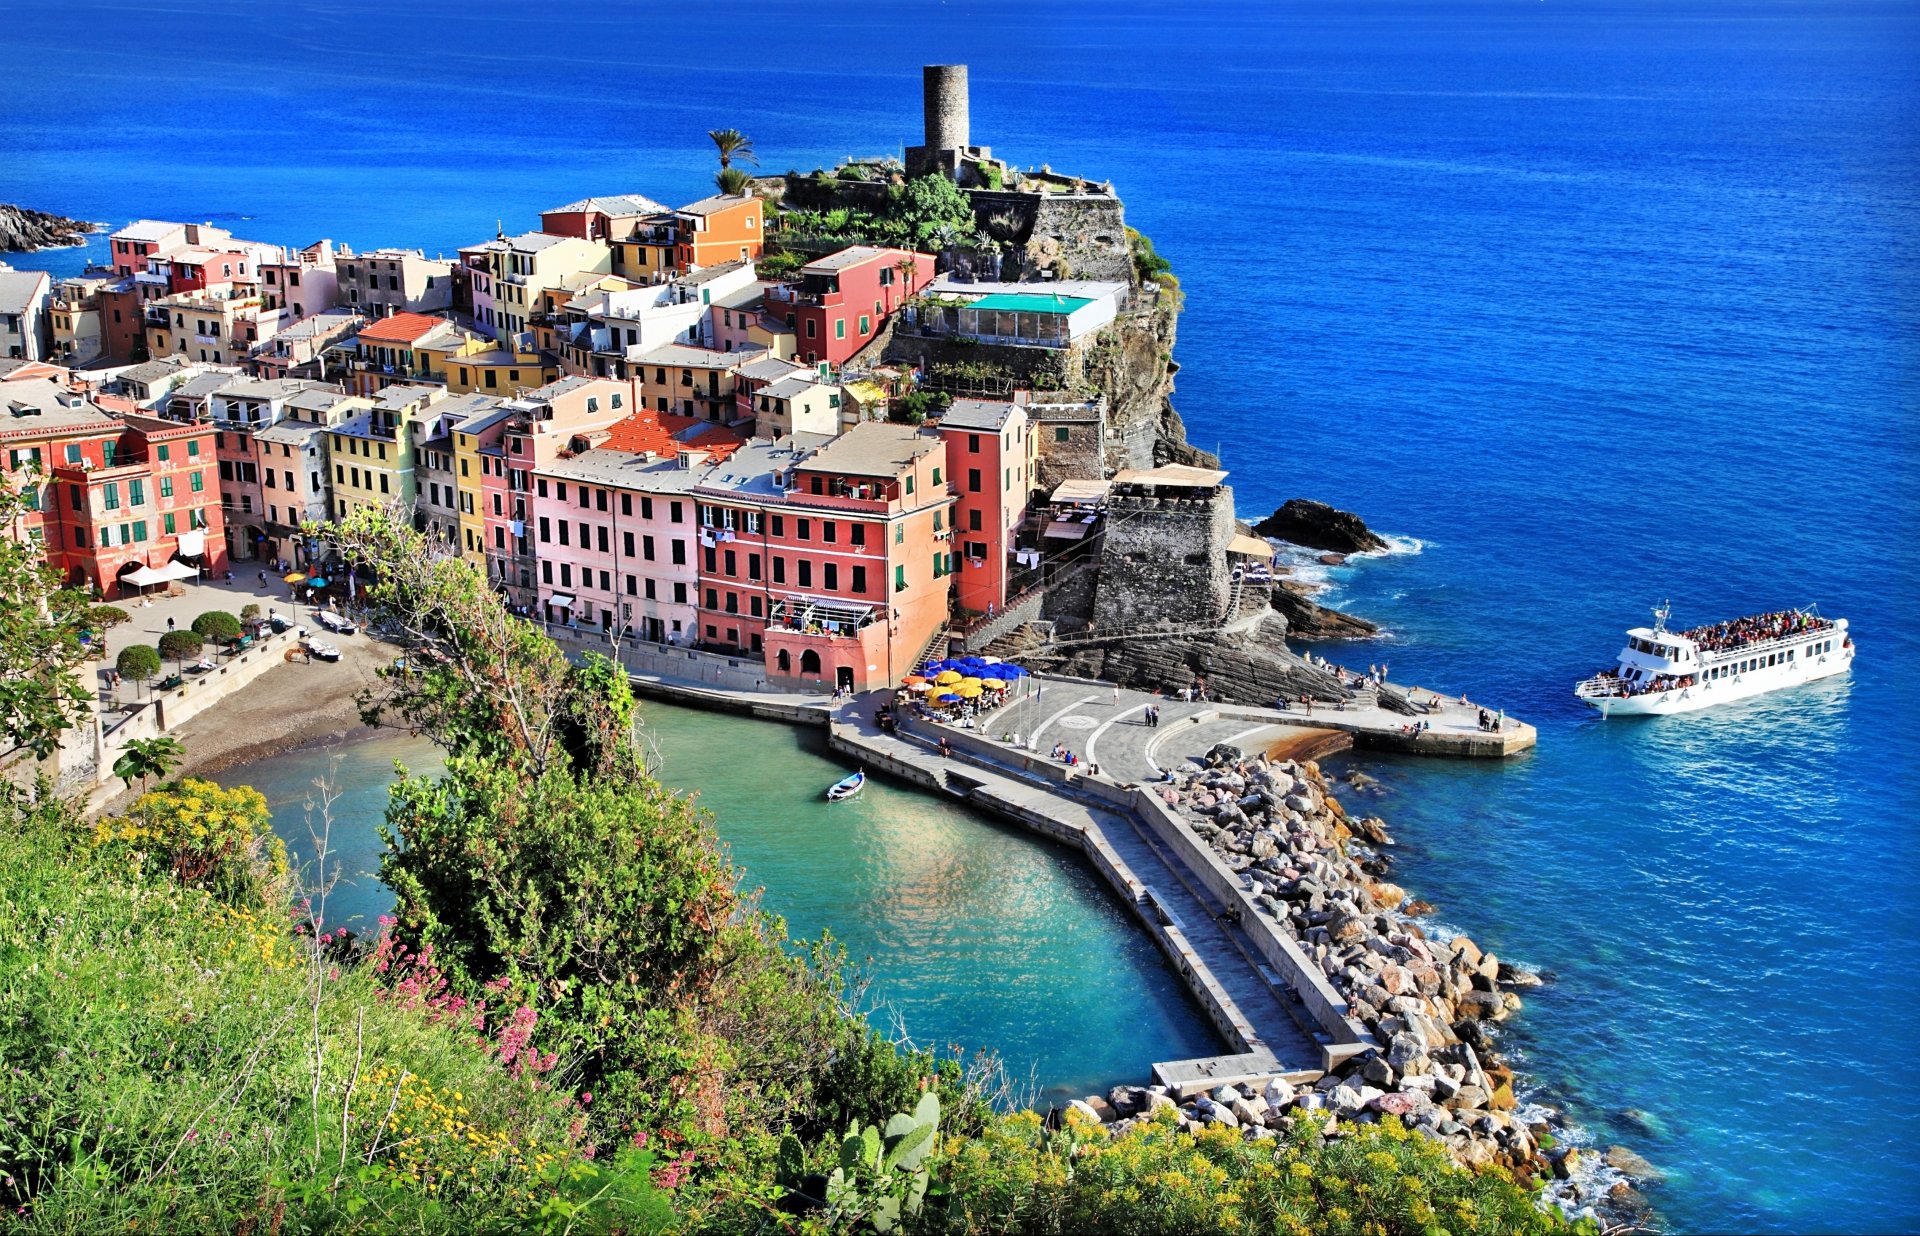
598 409 745 462
354 312 444 344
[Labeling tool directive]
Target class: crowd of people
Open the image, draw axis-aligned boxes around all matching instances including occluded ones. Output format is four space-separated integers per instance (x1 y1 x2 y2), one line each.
1681 610 1828 653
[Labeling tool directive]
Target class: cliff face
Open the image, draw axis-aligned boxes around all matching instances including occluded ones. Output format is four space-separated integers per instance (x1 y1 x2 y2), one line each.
0 204 96 253
1082 286 1215 473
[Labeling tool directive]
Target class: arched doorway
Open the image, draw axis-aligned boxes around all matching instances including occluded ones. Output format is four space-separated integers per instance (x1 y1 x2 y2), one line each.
799 649 821 676
776 649 791 673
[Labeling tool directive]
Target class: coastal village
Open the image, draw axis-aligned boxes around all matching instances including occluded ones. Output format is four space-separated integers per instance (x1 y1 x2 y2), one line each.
0 65 1650 1225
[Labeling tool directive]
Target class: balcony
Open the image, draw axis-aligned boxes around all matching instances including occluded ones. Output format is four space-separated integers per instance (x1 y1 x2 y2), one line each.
767 596 878 638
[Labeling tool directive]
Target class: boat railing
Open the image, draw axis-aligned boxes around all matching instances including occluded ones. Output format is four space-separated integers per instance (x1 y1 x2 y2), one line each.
1688 622 1835 663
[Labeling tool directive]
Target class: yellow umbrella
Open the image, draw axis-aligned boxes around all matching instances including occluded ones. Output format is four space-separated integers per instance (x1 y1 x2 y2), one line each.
957 683 984 699
980 678 1008 690
934 669 962 685
959 676 982 689
283 572 308 583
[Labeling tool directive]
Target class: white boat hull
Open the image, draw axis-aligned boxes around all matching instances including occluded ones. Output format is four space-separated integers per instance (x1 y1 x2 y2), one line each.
1582 644 1853 717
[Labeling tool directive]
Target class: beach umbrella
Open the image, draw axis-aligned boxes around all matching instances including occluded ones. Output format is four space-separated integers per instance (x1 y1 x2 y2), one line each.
908 681 934 692
959 676 982 689
305 577 329 590
934 669 962 685
957 683 983 699
980 678 1008 690
936 692 961 703
283 572 307 584
902 674 927 686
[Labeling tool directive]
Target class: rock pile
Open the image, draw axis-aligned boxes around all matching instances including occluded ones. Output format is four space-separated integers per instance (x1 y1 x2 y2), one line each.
1055 744 1620 1204
1252 498 1389 555
0 204 97 253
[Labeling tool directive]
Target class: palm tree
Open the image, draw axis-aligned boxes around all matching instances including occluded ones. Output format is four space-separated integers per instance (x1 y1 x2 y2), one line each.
708 129 757 171
715 167 753 196
113 735 184 792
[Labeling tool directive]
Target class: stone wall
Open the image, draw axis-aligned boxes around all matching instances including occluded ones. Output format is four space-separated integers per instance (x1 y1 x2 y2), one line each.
1030 400 1107 493
1046 615 1363 707
969 190 1131 283
1092 486 1235 633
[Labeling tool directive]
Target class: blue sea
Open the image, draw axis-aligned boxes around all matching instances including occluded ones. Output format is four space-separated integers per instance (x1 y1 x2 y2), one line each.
9 2 1917 1229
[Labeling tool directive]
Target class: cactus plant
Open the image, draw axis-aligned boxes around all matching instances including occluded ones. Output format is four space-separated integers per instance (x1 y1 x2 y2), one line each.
790 1090 941 1232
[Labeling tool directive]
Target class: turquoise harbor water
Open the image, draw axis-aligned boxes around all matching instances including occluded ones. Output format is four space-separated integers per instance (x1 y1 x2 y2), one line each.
215 705 1222 1109
12 1 1919 1229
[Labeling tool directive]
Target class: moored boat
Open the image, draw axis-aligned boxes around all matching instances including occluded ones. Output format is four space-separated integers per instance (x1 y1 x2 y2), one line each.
825 769 865 801
1574 602 1853 717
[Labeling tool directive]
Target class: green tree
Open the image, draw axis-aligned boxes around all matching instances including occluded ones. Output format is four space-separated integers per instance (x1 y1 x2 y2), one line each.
157 628 203 667
715 166 753 196
190 610 242 643
111 735 184 793
239 602 261 621
0 474 93 765
114 644 162 697
707 127 756 171
87 604 131 635
884 174 976 249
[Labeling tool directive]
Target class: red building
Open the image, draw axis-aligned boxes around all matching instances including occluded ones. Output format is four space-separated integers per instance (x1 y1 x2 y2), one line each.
932 396 1034 617
765 246 936 369
0 376 226 597
693 423 956 692
538 194 669 242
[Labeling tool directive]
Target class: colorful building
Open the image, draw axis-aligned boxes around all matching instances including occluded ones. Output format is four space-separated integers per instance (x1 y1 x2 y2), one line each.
694 422 957 692
932 396 1034 617
539 194 670 243
610 194 764 281
326 385 444 519
765 246 936 369
253 387 370 567
528 410 744 635
460 231 611 340
0 267 53 362
258 240 341 321
333 247 455 318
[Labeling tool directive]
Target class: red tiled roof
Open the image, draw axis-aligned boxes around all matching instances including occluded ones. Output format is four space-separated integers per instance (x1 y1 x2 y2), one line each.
355 312 443 344
599 410 745 462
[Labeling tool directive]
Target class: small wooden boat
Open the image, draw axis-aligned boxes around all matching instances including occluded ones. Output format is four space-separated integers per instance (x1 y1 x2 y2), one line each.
825 770 865 801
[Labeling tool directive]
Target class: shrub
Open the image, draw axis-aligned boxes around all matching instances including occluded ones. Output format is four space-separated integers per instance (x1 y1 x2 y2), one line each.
924 1108 1590 1236
114 642 161 686
93 777 286 907
157 628 204 663
0 803 675 1233
240 602 261 621
87 604 131 632
190 610 242 643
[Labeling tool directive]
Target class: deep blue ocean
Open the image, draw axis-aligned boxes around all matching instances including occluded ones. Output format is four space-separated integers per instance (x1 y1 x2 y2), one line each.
8 2 1916 1229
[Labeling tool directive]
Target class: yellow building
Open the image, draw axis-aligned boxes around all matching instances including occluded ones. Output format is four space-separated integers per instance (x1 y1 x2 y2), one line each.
445 348 560 397
450 400 520 569
326 385 442 519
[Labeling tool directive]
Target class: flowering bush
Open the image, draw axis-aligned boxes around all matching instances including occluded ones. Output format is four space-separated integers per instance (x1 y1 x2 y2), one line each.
92 776 286 906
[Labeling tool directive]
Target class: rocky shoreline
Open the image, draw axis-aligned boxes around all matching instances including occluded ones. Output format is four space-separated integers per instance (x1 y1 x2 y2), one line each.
1056 747 1653 1228
0 203 101 253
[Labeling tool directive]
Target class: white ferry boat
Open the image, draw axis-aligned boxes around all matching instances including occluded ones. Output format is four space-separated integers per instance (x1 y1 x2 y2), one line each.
1574 603 1853 717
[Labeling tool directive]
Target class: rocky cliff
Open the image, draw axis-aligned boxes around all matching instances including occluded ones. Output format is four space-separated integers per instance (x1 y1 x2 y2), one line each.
1082 285 1216 473
0 204 97 253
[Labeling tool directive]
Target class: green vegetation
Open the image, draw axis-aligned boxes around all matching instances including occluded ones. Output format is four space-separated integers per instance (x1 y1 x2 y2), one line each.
890 388 950 426
114 643 162 693
190 609 243 643
0 476 92 764
110 734 184 792
0 497 1586 1234
241 602 262 621
707 127 756 171
772 171 998 254
715 166 753 196
158 628 204 665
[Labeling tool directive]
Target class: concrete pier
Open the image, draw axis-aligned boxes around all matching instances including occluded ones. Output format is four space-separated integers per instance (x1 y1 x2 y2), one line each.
609 660 1389 1091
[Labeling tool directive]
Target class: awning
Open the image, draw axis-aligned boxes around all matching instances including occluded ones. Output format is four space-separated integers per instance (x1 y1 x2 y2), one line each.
1044 519 1091 540
1048 478 1111 506
119 564 170 587
157 560 199 581
549 593 575 608
1228 533 1275 559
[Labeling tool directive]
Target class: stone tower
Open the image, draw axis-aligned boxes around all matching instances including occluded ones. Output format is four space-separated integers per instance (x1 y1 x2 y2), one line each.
923 64 969 152
907 64 986 177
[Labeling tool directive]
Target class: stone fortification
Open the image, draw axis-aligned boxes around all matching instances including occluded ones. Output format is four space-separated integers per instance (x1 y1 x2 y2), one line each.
1092 482 1234 633
970 189 1131 283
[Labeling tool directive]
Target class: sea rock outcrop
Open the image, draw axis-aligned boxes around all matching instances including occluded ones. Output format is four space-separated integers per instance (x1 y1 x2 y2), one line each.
0 204 97 253
1269 581 1379 640
1254 499 1388 555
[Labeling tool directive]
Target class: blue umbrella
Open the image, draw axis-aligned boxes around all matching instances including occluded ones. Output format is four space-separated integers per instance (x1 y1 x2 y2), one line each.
305 577 330 589
936 692 961 703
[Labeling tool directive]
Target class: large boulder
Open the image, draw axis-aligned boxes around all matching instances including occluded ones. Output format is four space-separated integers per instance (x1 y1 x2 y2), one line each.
1253 499 1389 554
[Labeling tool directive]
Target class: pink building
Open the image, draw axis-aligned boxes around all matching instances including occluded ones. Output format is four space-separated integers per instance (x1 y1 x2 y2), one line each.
529 410 745 637
933 396 1034 617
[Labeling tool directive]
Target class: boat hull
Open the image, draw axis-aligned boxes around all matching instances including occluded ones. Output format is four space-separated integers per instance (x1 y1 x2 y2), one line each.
1580 644 1853 716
